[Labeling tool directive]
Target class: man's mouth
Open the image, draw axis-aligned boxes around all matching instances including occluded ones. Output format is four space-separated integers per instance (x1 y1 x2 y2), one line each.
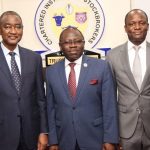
134 32 142 35
9 36 18 40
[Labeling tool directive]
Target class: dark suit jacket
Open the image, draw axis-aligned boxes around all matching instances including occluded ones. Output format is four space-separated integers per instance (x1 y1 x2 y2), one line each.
107 42 150 139
0 43 47 150
46 55 119 150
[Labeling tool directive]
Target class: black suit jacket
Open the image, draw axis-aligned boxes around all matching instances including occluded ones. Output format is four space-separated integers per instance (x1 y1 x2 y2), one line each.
0 43 47 150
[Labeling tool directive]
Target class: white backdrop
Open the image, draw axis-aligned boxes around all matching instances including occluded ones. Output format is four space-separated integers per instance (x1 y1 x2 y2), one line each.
0 0 132 66
0 0 130 49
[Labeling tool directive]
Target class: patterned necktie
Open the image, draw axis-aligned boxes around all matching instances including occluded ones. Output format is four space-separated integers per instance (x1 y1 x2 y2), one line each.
68 63 76 98
132 46 142 89
9 52 21 94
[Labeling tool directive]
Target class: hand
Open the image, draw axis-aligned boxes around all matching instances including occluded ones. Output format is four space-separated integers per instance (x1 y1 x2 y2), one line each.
117 143 123 150
102 143 115 150
49 145 59 150
37 133 48 150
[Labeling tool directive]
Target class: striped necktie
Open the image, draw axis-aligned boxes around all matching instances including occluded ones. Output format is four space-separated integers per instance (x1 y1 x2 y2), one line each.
9 52 21 94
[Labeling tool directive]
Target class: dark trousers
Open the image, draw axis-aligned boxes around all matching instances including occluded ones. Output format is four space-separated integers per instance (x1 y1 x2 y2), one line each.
17 117 28 150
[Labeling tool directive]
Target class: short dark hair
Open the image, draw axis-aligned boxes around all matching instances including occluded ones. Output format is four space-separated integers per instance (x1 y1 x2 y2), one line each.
59 26 84 42
0 11 22 26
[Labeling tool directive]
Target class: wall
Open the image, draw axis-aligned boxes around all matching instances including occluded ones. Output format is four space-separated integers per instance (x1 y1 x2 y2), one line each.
0 0 131 65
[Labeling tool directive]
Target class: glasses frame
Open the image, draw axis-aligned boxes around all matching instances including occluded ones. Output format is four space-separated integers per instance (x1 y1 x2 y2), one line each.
59 40 85 46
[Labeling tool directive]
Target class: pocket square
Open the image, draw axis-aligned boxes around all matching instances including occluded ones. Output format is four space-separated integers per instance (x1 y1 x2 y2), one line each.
89 79 98 85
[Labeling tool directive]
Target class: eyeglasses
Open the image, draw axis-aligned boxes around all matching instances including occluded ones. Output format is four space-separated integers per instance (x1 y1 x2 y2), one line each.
59 40 85 46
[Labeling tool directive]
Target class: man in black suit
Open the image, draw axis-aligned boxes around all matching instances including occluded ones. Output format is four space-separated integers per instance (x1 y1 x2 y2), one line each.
0 11 48 150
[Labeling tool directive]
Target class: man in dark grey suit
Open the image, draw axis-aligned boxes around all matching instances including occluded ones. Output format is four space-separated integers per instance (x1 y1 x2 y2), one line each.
107 9 150 150
46 26 119 150
0 11 48 150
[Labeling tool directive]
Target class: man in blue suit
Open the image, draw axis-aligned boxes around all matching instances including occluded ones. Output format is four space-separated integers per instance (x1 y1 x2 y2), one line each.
46 26 119 150
0 11 48 150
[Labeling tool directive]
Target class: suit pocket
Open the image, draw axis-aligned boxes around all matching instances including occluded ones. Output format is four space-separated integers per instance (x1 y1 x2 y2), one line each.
92 117 103 126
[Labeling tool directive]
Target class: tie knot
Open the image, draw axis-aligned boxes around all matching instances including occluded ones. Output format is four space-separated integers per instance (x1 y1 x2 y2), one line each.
69 63 76 68
9 52 16 56
133 46 140 51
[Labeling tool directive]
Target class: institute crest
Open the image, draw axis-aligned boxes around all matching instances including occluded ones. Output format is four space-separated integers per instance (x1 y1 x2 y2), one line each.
35 0 105 52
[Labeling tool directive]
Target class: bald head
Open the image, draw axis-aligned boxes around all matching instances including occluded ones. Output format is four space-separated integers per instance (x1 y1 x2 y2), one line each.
125 9 148 25
59 26 84 43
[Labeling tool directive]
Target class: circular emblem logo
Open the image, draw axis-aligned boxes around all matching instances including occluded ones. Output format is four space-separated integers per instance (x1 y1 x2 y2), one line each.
35 0 105 52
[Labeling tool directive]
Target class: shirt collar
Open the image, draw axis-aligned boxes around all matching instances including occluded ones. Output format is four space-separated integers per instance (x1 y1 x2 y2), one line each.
128 40 146 51
1 42 20 57
65 55 83 67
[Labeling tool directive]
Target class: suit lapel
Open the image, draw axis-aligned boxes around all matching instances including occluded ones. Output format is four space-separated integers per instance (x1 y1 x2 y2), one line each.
18 47 26 94
75 55 89 104
58 60 72 104
140 42 150 91
120 43 138 89
19 47 25 77
0 45 14 86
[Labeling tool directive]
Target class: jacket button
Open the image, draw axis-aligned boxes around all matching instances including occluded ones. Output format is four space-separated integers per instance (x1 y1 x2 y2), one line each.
136 108 141 114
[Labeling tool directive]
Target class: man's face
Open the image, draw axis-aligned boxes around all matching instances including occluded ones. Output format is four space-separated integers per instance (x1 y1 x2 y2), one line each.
124 10 149 45
59 28 85 62
0 14 23 50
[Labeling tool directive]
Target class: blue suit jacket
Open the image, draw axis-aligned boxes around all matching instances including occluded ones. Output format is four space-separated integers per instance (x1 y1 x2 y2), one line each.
46 55 119 150
0 44 47 150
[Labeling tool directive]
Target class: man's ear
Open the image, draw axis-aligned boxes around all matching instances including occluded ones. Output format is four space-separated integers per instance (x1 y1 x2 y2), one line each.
59 43 63 51
59 46 62 51
124 25 127 33
147 23 149 31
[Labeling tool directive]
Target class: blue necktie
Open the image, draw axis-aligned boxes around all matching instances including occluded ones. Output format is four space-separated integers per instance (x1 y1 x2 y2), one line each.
9 52 21 94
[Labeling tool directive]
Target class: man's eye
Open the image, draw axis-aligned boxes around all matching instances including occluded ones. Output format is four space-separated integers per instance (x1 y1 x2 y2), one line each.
4 25 11 29
60 40 84 45
75 40 84 44
3 25 23 29
63 41 70 45
140 22 146 25
15 25 23 29
128 23 135 26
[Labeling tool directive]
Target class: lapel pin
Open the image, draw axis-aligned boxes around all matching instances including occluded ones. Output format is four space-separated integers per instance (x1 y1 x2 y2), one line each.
83 63 88 67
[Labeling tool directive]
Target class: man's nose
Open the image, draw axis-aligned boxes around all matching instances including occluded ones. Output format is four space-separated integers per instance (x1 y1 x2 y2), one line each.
134 23 140 29
10 27 17 33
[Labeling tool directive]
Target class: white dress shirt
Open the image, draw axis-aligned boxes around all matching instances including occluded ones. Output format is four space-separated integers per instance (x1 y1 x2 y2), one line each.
65 56 82 87
1 43 21 74
128 40 146 81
